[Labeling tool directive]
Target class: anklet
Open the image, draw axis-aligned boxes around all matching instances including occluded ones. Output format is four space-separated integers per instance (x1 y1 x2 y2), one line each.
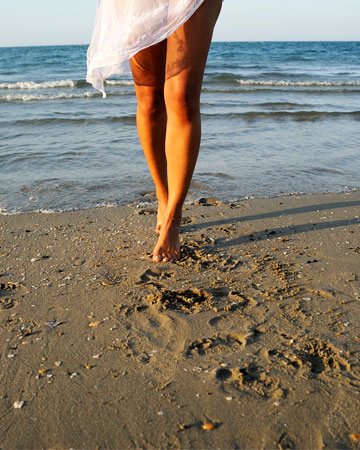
170 217 181 225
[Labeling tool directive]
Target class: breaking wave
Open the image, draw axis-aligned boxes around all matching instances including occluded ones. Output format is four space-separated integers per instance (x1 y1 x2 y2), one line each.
0 79 133 89
236 79 360 87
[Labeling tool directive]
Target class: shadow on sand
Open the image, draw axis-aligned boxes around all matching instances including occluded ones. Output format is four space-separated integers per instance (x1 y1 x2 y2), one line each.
183 198 360 249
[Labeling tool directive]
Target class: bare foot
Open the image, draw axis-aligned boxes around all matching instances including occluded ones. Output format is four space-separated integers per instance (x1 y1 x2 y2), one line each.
152 217 181 262
155 200 167 234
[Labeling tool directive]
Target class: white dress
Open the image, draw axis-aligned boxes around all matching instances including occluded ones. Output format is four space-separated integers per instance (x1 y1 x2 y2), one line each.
86 0 207 97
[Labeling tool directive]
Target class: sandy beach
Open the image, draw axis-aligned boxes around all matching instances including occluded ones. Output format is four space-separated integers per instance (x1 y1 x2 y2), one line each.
1 190 360 449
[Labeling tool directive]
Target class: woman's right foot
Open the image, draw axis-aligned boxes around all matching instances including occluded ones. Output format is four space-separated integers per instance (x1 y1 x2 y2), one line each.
152 216 181 262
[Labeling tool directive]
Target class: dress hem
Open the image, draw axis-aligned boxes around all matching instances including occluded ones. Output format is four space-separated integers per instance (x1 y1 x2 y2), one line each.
86 0 207 98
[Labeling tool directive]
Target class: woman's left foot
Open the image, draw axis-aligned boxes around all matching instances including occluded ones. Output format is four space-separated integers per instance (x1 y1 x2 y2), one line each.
152 216 181 262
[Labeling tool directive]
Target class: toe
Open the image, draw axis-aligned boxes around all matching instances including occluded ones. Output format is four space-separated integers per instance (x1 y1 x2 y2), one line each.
153 253 162 263
171 249 180 262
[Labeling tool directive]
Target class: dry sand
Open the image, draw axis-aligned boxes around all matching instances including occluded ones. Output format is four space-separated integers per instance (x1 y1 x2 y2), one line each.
1 190 360 449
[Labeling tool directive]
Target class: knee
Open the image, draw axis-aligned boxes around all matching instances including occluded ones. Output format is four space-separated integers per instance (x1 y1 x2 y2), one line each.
165 84 200 122
136 88 165 119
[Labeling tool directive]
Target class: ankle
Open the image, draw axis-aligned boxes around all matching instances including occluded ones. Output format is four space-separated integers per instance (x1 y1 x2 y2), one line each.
169 217 181 226
166 202 182 220
160 216 181 235
156 195 168 207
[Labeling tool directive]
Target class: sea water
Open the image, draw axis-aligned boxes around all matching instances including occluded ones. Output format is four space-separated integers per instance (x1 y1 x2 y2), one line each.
0 41 359 213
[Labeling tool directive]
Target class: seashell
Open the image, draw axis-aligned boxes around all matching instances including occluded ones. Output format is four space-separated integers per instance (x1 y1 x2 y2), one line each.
202 422 216 431
89 321 101 328
45 319 63 328
13 400 25 409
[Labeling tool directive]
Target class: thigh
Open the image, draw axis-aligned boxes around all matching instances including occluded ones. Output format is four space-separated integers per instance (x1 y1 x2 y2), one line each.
165 0 223 90
130 39 167 88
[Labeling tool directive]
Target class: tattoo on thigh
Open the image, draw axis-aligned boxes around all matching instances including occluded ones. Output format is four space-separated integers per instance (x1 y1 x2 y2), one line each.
173 30 185 54
165 31 189 78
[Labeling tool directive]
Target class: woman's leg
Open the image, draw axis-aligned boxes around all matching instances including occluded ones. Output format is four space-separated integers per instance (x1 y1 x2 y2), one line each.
152 0 223 262
130 40 168 233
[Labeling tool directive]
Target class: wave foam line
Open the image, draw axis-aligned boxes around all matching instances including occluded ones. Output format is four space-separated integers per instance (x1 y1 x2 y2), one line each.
0 80 76 89
0 79 134 90
11 115 136 125
203 110 360 120
105 80 134 86
2 78 358 90
0 91 132 102
236 79 360 87
0 92 98 102
203 87 360 95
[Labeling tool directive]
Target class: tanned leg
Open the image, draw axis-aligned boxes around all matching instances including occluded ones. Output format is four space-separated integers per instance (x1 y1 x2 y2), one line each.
152 0 223 263
130 40 168 233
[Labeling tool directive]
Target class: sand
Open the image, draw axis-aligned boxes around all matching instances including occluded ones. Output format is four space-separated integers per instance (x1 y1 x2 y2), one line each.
1 190 359 449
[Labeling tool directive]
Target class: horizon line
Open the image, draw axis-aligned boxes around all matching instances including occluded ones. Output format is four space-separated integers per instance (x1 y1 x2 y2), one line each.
0 39 360 49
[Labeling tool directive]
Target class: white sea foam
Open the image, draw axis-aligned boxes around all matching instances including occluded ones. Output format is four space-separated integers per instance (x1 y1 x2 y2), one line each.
1 92 97 102
0 209 63 216
236 79 360 87
0 79 133 89
33 209 57 214
105 80 134 86
0 80 77 89
95 202 118 208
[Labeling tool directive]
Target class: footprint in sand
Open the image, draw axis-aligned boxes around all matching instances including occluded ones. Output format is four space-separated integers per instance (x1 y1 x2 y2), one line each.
146 288 212 314
278 431 296 450
186 332 251 357
0 281 18 291
0 297 18 309
225 291 258 311
179 242 217 270
179 240 240 272
208 316 226 327
298 338 351 375
137 268 173 286
0 281 19 310
268 338 351 377
214 361 285 399
120 308 189 387
205 291 258 323
98 269 122 286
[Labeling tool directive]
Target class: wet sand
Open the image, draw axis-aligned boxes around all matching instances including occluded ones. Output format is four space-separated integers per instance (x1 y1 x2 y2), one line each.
1 190 360 449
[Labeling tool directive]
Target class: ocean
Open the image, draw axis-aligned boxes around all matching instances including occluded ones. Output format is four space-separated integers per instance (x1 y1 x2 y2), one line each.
0 41 359 214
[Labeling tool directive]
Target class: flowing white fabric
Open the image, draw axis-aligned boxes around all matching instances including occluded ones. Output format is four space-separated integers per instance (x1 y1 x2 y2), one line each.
86 0 207 98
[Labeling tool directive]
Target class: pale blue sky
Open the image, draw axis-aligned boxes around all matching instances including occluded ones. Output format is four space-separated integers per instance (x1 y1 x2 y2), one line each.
0 0 359 47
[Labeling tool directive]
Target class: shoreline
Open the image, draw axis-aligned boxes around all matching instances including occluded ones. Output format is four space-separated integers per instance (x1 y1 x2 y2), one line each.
1 190 359 448
1 187 360 216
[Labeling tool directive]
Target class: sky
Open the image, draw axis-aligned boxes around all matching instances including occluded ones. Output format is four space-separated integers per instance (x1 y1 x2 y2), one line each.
0 0 359 47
